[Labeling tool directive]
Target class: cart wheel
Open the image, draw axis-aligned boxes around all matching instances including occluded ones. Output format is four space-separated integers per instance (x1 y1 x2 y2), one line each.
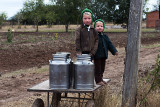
85 100 95 107
32 98 44 107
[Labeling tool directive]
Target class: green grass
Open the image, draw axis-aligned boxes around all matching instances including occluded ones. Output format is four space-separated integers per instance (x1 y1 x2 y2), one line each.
1 24 159 33
38 28 158 33
104 28 127 32
104 28 158 33
39 29 75 32
141 28 157 32
22 27 156 33
142 33 156 38
2 66 49 78
141 43 160 48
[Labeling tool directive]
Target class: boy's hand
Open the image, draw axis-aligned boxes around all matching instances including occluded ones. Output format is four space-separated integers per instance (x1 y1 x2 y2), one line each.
90 53 93 57
115 52 118 56
77 52 81 55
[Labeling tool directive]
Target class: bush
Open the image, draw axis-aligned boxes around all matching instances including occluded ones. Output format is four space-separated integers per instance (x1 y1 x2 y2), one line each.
6 28 13 43
138 50 160 106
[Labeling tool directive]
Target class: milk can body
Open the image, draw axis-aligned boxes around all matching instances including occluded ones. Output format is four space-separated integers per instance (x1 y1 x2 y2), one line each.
74 55 94 89
49 54 70 89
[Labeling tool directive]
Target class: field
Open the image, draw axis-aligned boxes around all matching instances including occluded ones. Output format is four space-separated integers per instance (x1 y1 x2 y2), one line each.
0 26 160 107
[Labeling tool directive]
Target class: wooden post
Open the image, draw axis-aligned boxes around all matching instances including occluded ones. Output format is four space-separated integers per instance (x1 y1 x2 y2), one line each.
122 0 143 107
159 0 160 19
155 0 160 30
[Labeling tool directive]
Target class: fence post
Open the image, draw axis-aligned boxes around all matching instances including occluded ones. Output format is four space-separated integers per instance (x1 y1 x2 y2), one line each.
122 0 143 107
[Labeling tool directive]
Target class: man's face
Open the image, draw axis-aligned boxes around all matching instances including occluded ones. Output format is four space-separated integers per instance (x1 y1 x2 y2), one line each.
95 22 104 32
83 12 92 25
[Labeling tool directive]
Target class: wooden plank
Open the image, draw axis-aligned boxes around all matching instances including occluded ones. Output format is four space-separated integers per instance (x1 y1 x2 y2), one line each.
27 79 110 93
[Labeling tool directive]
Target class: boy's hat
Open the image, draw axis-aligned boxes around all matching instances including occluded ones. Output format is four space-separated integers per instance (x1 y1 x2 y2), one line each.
94 19 105 29
81 8 93 22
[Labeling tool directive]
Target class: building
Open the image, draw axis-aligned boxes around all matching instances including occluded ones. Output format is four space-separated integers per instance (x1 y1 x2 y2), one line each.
146 10 159 28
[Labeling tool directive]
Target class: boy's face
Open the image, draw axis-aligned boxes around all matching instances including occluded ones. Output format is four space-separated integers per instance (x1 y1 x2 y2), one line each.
95 21 104 32
82 12 92 25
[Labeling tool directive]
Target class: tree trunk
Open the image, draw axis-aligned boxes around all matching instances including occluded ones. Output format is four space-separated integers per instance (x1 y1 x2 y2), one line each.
65 24 68 32
122 0 143 107
36 21 39 32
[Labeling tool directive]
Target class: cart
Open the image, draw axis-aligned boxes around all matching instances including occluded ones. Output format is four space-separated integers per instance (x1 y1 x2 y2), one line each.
27 79 110 107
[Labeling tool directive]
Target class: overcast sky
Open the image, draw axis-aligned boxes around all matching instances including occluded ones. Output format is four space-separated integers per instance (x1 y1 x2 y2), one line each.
0 0 158 19
147 0 159 11
0 0 50 19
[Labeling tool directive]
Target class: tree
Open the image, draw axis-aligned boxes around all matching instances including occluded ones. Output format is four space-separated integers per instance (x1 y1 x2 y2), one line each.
122 0 143 106
45 4 56 27
0 12 7 29
53 0 85 32
22 0 45 32
113 0 130 26
89 0 148 26
16 12 23 27
84 0 129 26
87 0 118 22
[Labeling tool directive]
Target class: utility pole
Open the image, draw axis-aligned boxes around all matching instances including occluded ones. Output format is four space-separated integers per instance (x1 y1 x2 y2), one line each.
122 0 143 107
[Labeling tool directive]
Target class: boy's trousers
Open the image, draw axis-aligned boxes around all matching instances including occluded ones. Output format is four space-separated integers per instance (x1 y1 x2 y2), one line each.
94 58 106 83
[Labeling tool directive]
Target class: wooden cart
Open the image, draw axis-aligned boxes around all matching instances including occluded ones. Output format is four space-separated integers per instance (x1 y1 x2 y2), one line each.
27 79 110 107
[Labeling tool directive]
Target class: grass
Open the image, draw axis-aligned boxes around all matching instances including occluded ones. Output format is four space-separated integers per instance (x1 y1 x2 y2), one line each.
104 28 127 32
142 33 156 38
141 28 158 32
2 66 49 78
0 25 159 33
137 71 160 107
141 43 160 48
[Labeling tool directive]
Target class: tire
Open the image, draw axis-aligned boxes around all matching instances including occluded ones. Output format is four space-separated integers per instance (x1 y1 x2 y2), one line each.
32 98 44 107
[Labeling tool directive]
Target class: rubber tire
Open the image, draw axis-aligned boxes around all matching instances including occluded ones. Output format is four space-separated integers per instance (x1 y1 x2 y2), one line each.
32 98 44 107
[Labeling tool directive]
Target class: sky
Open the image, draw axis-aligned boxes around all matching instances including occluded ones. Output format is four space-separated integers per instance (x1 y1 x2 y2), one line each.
0 0 50 19
0 0 158 19
147 0 159 11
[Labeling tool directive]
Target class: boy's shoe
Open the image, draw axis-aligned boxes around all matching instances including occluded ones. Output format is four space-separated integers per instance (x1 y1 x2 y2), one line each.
102 80 107 84
97 81 105 86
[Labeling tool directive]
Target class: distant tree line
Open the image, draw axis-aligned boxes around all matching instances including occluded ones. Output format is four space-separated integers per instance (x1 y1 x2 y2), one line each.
0 0 151 32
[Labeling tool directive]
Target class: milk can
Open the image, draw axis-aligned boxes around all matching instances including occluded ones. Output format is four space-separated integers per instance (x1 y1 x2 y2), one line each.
74 54 94 89
56 52 74 88
49 53 71 89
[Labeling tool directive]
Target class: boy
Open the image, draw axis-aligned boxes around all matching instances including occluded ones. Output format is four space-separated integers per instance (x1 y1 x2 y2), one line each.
75 8 98 56
94 19 118 85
